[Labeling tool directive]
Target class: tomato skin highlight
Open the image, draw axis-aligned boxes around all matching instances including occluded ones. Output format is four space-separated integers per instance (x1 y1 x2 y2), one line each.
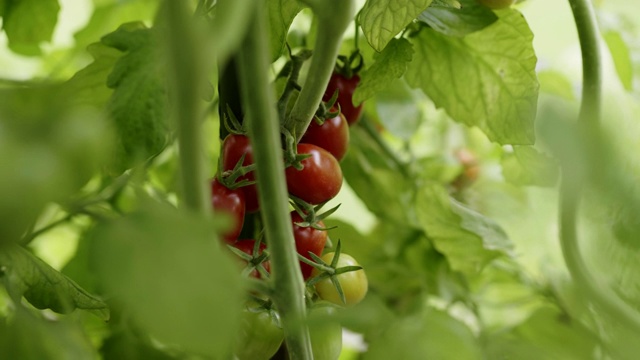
301 110 350 161
221 134 259 212
210 178 245 243
285 144 343 205
234 307 284 360
232 239 270 279
291 212 328 279
323 73 363 125
312 252 368 306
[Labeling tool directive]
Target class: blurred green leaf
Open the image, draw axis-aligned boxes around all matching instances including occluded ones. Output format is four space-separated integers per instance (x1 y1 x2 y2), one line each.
364 307 483 360
90 201 245 358
268 0 303 61
360 0 433 52
537 70 576 100
1 0 60 55
603 30 633 91
415 184 512 275
373 79 425 141
353 38 414 105
501 146 559 187
101 23 170 173
101 328 180 360
406 10 538 145
418 0 497 37
0 245 109 320
0 309 98 360
484 306 599 360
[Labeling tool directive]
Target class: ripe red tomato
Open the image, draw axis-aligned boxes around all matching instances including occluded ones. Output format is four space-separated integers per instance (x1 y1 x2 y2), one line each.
221 134 259 212
285 144 343 205
233 239 270 279
210 178 245 243
312 252 368 306
323 73 362 125
301 110 349 161
291 212 328 279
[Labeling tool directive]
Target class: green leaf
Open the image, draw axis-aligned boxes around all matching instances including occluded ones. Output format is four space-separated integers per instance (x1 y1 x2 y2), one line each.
0 309 98 359
373 78 425 141
603 30 633 91
65 43 124 108
90 201 245 358
360 0 433 52
537 70 575 100
268 0 303 61
414 184 512 275
485 306 599 360
418 0 498 37
1 0 60 56
501 146 559 187
101 23 170 172
364 307 483 360
353 38 414 105
0 245 109 320
406 10 538 145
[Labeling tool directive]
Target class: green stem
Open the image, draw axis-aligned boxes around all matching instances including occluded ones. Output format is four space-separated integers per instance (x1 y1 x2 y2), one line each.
359 116 411 179
165 0 209 213
285 0 355 141
237 6 313 360
560 0 640 332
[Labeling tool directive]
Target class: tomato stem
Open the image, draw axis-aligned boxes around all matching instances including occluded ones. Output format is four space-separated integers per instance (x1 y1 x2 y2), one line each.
237 5 313 360
560 0 640 332
165 0 209 213
285 0 356 141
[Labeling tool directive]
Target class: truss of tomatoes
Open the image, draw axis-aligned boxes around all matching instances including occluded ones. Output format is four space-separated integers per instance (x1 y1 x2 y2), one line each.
211 73 367 307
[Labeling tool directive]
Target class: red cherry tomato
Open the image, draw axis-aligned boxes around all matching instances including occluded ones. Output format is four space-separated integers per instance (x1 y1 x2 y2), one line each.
291 212 328 279
221 134 259 213
301 110 349 161
233 239 270 279
210 178 245 243
285 144 343 205
323 73 363 125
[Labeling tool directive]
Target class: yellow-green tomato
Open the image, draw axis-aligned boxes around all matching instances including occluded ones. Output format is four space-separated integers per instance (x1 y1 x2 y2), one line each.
476 0 515 9
234 308 284 360
312 252 368 306
309 304 343 360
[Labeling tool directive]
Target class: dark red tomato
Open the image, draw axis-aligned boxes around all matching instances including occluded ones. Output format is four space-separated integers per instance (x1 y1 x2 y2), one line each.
291 212 328 279
301 110 349 161
221 134 259 212
233 239 271 279
323 73 362 125
285 144 343 205
211 178 245 243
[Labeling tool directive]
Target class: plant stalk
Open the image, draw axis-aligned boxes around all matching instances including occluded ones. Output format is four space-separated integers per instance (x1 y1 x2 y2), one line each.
285 0 355 141
166 0 209 213
560 0 640 332
237 5 313 360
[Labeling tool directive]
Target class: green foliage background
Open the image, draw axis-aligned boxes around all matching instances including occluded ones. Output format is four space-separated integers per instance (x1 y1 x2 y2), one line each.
0 0 639 359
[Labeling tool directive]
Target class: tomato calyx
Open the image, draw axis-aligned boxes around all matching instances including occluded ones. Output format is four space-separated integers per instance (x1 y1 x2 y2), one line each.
228 239 271 279
290 196 339 232
222 105 246 135
304 241 363 304
334 49 364 79
217 155 256 190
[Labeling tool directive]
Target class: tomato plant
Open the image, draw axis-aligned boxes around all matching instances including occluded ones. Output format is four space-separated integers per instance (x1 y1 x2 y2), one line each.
221 134 259 212
312 252 368 306
210 178 245 243
285 144 343 205
234 306 284 360
232 239 271 279
323 73 363 125
300 110 350 161
291 211 328 279
308 304 343 360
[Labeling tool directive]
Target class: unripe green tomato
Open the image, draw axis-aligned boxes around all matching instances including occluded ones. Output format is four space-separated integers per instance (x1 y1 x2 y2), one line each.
476 0 515 9
312 253 368 306
309 304 343 360
234 308 284 360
